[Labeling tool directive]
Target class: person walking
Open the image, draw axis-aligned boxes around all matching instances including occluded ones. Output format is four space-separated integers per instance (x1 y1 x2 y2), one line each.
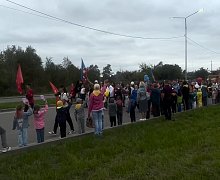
0 126 11 153
88 80 107 135
127 94 136 122
161 81 172 120
24 84 34 112
137 81 148 121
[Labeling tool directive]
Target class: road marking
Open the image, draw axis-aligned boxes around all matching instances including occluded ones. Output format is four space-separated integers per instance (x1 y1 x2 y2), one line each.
0 107 56 115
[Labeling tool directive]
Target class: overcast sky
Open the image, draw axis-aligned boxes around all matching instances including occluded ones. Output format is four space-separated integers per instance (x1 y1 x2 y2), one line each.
0 0 220 72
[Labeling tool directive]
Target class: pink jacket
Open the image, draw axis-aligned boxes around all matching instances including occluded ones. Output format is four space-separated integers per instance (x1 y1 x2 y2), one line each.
88 85 106 115
34 105 48 129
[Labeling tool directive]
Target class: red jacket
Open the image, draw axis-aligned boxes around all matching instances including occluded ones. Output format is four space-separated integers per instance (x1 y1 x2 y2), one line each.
26 89 34 104
70 87 76 97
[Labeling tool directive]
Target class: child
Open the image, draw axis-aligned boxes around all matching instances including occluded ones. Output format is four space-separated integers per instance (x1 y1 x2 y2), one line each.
192 89 197 109
74 98 85 134
33 102 48 143
197 89 202 108
171 89 177 113
108 98 117 127
207 87 212 106
56 101 72 138
177 90 182 112
116 97 123 125
127 95 136 123
13 104 33 147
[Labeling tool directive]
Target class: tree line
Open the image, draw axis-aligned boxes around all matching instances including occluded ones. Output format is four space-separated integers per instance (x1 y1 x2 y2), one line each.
0 45 213 96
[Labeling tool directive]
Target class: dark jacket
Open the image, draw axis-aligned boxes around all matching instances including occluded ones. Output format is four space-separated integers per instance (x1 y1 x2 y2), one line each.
202 86 208 97
171 92 177 104
162 85 172 100
56 103 72 123
116 100 123 114
182 85 189 99
148 85 161 105
108 99 117 117
127 95 136 112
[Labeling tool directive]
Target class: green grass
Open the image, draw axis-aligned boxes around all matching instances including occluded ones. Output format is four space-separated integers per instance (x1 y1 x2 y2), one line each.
0 98 56 110
1 106 220 179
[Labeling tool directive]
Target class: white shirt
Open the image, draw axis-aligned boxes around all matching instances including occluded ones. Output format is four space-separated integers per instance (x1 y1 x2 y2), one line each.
60 93 68 107
107 85 114 97
80 88 85 94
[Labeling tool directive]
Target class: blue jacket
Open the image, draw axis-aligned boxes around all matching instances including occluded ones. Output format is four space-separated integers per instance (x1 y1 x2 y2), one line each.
127 95 136 112
132 89 137 102
56 103 72 123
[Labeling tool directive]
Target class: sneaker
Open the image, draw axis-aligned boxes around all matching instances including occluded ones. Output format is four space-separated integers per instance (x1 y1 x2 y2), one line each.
2 147 11 153
48 131 57 135
143 118 147 121
140 119 144 121
68 130 75 135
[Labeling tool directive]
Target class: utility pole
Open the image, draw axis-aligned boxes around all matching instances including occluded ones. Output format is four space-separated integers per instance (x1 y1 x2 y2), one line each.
211 61 212 72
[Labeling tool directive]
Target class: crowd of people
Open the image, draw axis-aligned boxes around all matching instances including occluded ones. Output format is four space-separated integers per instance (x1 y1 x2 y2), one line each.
1 78 220 153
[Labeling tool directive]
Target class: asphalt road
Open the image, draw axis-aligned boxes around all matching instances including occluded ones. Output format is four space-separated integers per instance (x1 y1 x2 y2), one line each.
0 106 142 148
0 94 55 104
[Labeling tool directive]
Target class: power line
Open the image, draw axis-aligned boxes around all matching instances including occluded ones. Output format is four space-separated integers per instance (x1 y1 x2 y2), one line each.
5 0 184 40
0 4 57 21
187 36 220 55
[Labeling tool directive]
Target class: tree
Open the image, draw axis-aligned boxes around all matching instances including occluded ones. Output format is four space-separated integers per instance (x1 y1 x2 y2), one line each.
87 65 100 83
103 64 113 80
194 68 209 80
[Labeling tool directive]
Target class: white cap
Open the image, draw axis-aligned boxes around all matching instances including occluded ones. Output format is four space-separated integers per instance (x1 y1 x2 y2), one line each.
94 80 98 84
131 81 134 85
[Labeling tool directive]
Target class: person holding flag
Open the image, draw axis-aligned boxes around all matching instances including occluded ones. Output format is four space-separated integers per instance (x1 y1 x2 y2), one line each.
24 84 34 112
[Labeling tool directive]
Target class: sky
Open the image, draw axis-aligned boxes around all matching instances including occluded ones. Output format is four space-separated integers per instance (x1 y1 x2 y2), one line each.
0 0 220 73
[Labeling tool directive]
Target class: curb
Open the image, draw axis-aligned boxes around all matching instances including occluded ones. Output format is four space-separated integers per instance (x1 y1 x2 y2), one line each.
0 121 140 155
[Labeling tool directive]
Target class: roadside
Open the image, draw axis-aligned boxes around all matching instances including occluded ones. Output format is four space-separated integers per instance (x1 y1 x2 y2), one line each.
0 98 56 112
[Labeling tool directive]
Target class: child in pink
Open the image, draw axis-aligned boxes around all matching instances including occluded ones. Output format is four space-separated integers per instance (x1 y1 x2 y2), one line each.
33 103 48 143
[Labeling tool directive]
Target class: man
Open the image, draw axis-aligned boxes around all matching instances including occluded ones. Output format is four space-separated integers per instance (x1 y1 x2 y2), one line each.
148 83 161 117
25 84 34 112
107 83 114 100
173 81 180 93
182 81 189 110
202 82 208 106
161 81 172 120
0 126 11 153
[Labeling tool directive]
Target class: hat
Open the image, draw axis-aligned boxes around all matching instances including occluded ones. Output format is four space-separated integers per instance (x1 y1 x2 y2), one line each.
76 98 82 104
94 80 98 83
57 101 63 107
131 81 134 85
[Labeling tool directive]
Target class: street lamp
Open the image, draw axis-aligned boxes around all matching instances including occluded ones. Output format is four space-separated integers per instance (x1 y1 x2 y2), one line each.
170 9 204 80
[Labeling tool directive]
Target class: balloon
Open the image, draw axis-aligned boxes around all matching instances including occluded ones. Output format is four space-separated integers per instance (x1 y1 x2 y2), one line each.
197 77 202 83
144 75 148 79
146 77 150 82
104 90 109 97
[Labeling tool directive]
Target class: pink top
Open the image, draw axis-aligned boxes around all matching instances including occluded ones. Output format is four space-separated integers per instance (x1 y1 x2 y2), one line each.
88 85 106 115
34 105 48 129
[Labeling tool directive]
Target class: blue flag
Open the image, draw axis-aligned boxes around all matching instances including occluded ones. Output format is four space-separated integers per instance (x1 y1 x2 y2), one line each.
151 68 155 83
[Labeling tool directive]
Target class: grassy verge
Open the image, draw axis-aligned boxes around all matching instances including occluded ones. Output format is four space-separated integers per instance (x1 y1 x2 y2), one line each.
1 106 220 179
0 98 56 110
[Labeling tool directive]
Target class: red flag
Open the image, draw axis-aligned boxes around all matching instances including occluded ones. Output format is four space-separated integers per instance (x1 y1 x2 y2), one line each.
49 81 59 108
16 65 23 94
49 81 59 94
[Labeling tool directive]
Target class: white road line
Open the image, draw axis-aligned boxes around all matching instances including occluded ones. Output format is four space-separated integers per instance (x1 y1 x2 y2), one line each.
0 107 56 115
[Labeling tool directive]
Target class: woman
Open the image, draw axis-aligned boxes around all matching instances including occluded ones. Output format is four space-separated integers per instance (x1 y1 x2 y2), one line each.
88 80 107 135
80 85 86 101
70 83 76 102
137 81 148 121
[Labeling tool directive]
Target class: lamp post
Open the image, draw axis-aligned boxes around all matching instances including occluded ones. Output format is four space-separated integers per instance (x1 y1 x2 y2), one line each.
171 9 204 80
